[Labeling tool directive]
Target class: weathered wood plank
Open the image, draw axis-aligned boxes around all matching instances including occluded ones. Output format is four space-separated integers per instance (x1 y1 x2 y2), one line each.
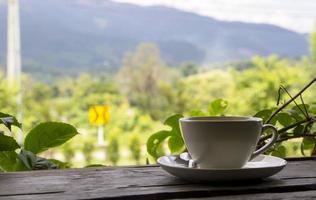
0 160 315 200
1 178 315 200
172 191 316 200
285 156 316 161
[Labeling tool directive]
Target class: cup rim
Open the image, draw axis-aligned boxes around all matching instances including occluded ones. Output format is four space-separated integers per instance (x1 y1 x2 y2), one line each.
180 116 263 122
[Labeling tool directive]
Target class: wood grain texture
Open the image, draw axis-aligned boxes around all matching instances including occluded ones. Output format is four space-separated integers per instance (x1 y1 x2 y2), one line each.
172 191 316 200
0 159 315 200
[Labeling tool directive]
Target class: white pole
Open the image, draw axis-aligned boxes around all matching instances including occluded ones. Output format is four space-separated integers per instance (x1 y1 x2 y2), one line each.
7 0 21 86
97 125 104 145
7 0 23 143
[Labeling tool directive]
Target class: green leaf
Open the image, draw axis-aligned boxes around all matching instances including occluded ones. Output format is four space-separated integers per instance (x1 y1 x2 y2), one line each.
147 130 170 159
0 112 22 129
293 125 304 135
164 114 182 132
0 133 20 151
300 137 316 156
48 159 70 169
0 151 19 171
309 103 316 114
85 164 106 168
208 99 228 116
287 109 304 121
271 145 286 158
291 104 310 116
276 112 295 127
24 122 79 154
0 117 14 130
18 149 37 170
168 134 185 154
34 157 57 170
303 122 314 134
165 114 185 154
147 114 185 159
17 150 59 170
254 109 273 122
0 151 28 172
189 110 207 117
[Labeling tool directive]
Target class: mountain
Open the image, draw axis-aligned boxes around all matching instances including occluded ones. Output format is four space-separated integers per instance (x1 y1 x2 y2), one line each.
0 0 309 75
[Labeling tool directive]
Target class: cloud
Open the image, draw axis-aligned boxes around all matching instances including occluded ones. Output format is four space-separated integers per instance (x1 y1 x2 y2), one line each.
113 0 316 33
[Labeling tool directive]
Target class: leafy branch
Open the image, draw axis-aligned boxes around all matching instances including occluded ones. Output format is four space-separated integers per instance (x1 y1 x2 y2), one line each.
257 78 316 156
265 77 315 124
276 133 316 143
259 115 316 143
147 78 316 160
0 113 79 172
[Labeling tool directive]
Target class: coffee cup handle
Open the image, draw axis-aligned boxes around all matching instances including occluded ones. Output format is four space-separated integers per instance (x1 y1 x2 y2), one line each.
250 124 278 160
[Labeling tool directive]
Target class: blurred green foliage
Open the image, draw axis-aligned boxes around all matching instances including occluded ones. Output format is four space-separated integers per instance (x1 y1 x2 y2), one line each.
129 133 142 164
0 39 315 167
107 131 120 165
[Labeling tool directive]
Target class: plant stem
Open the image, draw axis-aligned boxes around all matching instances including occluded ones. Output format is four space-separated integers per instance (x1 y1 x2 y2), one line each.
265 77 316 124
259 115 315 143
276 133 316 143
278 115 315 133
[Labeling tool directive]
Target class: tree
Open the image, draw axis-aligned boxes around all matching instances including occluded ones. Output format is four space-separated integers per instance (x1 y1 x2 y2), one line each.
118 43 167 119
61 142 75 164
107 132 120 165
129 133 141 164
82 139 95 165
179 62 198 77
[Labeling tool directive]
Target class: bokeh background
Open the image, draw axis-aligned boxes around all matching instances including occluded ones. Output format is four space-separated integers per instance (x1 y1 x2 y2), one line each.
0 0 315 167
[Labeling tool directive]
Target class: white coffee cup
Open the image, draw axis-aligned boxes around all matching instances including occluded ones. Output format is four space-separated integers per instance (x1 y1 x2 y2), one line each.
180 116 278 169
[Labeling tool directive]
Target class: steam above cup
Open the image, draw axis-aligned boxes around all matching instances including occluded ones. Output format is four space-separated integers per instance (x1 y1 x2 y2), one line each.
180 116 278 169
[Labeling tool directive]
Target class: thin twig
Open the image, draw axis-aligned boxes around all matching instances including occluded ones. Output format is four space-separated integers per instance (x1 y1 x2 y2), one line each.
278 115 315 134
277 87 282 105
279 85 308 118
276 133 316 143
259 115 316 143
300 94 310 118
303 121 314 134
265 77 316 124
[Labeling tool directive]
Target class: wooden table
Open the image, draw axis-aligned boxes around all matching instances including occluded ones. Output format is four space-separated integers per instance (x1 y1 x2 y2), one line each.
0 157 315 200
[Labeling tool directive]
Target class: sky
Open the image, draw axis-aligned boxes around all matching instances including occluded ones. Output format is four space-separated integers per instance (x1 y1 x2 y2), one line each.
114 0 316 33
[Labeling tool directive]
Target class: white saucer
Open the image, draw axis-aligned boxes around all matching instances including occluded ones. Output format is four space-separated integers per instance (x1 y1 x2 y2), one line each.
157 153 287 182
